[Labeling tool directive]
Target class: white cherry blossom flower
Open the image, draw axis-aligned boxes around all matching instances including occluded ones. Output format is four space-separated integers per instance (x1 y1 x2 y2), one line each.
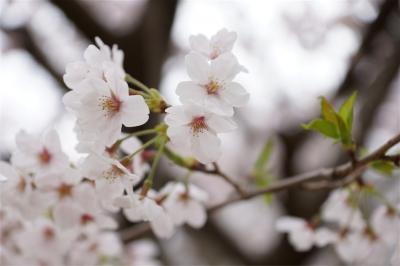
63 37 124 90
11 130 69 176
68 229 122 266
0 161 51 219
276 216 337 251
81 152 140 212
177 52 249 116
371 205 400 245
52 183 117 230
161 182 208 228
63 69 149 148
189 28 237 60
124 239 161 266
165 104 237 164
334 231 387 265
321 189 365 230
14 218 76 266
115 191 174 239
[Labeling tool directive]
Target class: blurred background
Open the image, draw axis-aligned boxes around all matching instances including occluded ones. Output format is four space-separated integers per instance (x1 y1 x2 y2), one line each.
0 0 399 265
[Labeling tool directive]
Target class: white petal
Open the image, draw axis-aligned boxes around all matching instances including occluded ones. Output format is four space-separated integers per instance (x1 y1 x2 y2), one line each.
204 95 234 116
176 81 207 104
276 216 306 232
220 82 249 107
165 106 192 126
185 52 209 84
121 95 150 127
289 229 314 251
315 228 337 247
53 201 81 229
191 131 221 164
210 29 237 54
207 115 237 133
210 53 241 81
189 34 211 56
184 201 207 228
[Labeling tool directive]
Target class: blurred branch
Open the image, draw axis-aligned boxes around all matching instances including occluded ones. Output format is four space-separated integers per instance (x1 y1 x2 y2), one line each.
121 132 400 242
1 26 65 90
336 0 398 95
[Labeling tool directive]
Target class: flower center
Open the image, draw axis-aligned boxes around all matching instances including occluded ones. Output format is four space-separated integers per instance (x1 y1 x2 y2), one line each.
99 92 121 117
102 165 124 182
205 80 220 95
42 227 55 241
210 47 221 60
57 183 73 199
190 116 208 134
38 148 52 165
80 213 95 225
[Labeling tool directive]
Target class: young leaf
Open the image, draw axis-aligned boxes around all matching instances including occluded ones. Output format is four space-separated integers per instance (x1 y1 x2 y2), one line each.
370 160 395 175
253 139 273 177
302 119 339 139
320 97 337 124
334 113 352 147
339 91 357 131
252 139 275 205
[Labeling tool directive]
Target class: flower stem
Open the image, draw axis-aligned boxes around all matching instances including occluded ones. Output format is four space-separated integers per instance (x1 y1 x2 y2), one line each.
126 74 152 94
146 136 166 185
129 88 147 97
125 136 159 160
119 129 157 143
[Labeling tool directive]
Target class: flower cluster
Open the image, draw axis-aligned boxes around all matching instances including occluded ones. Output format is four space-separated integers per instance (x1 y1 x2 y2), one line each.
276 188 400 264
0 130 159 265
165 29 249 164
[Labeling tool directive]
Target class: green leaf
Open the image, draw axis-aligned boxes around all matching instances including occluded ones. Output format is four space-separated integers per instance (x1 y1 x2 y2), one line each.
320 97 337 124
252 139 275 205
254 139 273 176
370 160 395 175
339 91 357 131
302 119 339 139
334 113 352 147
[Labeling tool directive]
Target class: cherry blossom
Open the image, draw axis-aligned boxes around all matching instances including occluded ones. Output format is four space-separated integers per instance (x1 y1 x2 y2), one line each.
115 191 175 239
334 231 388 265
63 68 149 148
371 205 400 245
321 189 365 230
52 183 117 230
81 152 140 212
161 182 208 228
177 52 248 116
189 28 237 60
124 239 161 266
63 37 124 90
11 130 69 176
165 104 237 163
276 216 337 251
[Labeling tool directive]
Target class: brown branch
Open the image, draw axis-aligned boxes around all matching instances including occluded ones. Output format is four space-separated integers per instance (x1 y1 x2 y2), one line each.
210 163 247 197
121 132 400 242
208 132 400 211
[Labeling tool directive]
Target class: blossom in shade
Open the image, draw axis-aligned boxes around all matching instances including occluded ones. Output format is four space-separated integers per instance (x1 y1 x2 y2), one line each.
161 182 208 228
371 205 400 245
11 130 69 176
189 28 237 60
321 189 365 230
115 191 174 239
165 104 237 164
176 52 248 116
52 183 117 230
276 216 337 251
